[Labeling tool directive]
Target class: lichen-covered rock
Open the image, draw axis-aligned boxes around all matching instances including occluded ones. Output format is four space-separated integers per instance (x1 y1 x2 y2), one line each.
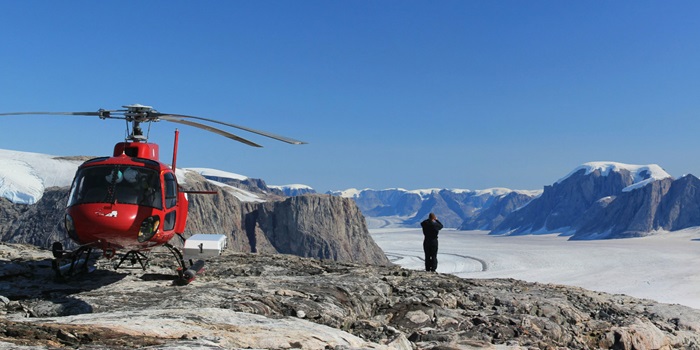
2 243 700 349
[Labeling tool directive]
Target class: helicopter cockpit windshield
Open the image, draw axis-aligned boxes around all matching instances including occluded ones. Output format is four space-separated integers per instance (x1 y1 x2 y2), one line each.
67 165 163 208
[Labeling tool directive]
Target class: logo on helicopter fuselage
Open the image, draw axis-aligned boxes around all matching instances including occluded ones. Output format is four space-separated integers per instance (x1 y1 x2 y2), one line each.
95 210 118 218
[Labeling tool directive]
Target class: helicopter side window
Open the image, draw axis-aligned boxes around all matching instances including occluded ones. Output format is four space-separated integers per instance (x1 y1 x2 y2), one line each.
164 211 176 231
164 172 177 209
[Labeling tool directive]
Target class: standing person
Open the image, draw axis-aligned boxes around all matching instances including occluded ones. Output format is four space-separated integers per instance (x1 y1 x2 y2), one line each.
421 213 443 272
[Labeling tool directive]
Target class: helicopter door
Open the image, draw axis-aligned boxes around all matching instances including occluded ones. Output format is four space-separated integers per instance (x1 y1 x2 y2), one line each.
163 172 178 231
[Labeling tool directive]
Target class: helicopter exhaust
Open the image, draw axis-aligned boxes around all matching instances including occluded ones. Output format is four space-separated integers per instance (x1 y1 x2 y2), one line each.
55 258 89 276
182 259 206 281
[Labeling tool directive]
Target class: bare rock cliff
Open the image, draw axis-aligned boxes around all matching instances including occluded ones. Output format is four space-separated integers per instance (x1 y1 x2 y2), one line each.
0 188 69 249
572 175 700 239
253 194 389 263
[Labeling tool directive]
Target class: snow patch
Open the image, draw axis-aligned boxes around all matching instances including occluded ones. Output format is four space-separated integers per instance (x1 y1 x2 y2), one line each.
205 179 265 203
269 184 313 191
0 149 83 204
0 159 43 205
330 188 366 198
408 188 443 199
186 168 248 181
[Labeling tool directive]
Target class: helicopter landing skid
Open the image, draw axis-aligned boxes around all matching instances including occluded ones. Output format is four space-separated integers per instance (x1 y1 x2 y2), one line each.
103 244 204 284
51 242 95 281
114 250 150 270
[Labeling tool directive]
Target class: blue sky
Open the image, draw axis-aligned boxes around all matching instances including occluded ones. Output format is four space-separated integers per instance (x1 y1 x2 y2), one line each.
2 1 700 193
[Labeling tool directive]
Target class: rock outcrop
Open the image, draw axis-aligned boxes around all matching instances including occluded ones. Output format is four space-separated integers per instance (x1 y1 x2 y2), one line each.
2 242 700 349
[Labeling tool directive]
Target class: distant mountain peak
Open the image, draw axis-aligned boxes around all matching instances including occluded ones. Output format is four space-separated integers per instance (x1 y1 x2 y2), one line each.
556 161 672 191
327 187 541 229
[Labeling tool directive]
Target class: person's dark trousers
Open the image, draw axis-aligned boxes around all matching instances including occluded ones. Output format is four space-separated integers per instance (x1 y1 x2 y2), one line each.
423 238 438 272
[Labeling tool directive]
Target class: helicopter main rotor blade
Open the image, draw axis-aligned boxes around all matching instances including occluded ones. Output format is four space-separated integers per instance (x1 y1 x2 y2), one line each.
157 114 307 145
0 106 308 146
164 118 263 147
0 111 103 116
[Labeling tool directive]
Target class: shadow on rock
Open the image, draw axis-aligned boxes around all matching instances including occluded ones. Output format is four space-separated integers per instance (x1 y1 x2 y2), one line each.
140 273 177 281
0 259 126 302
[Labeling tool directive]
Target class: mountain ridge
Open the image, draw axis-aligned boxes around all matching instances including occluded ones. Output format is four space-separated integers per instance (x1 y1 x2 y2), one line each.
3 148 699 239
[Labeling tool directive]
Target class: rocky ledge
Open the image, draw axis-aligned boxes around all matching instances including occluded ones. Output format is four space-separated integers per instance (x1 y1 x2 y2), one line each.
2 242 700 349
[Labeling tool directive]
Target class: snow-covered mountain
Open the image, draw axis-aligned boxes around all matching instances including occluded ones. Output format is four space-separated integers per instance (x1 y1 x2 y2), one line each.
555 162 671 192
490 161 698 239
328 187 541 229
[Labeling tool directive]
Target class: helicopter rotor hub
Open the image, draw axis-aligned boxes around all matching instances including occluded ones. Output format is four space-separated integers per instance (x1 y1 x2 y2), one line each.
123 104 158 123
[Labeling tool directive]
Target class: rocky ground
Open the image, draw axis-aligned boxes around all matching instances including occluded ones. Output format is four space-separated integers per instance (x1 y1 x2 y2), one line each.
2 242 700 349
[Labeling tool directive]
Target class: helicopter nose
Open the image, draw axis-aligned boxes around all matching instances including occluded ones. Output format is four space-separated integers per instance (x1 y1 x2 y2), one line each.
67 203 142 245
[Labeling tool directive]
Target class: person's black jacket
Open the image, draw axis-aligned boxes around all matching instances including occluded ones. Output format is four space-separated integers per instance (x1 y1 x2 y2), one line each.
421 219 443 240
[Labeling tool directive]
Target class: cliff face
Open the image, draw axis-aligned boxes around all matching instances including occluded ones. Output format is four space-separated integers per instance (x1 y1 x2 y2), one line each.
656 175 700 229
0 187 70 248
253 194 389 263
571 175 700 239
0 172 388 265
571 178 674 239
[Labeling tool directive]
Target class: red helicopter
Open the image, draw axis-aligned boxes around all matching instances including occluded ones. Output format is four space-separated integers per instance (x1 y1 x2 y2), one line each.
0 104 306 283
